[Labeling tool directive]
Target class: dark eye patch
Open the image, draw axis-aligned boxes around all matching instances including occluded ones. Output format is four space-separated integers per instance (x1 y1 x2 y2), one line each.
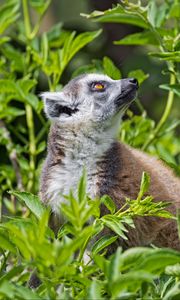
58 105 79 116
45 99 79 118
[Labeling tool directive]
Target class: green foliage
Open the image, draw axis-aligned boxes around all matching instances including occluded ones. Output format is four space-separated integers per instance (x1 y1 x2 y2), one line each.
0 173 179 299
0 0 101 199
0 0 180 299
72 56 122 80
84 0 180 156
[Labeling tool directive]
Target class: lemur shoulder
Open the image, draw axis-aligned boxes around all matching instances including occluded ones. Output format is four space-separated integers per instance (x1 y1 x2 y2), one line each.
40 73 180 250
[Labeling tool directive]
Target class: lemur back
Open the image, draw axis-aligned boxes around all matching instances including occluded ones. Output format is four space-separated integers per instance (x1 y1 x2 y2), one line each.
40 73 180 250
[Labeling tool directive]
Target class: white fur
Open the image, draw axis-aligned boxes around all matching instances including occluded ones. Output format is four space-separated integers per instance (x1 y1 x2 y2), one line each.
41 73 135 214
45 124 119 213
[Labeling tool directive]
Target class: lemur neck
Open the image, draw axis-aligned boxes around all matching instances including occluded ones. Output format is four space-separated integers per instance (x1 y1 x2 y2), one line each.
48 122 116 198
49 122 117 162
41 121 120 213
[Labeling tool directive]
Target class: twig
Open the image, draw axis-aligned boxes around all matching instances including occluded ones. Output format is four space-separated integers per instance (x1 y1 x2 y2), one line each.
0 120 23 190
25 104 36 192
142 70 176 150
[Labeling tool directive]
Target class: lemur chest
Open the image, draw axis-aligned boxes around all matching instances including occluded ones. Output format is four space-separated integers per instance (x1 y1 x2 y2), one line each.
46 141 111 213
52 155 97 196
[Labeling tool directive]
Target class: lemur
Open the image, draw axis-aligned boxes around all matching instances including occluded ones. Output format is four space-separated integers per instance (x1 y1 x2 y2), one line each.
40 73 180 250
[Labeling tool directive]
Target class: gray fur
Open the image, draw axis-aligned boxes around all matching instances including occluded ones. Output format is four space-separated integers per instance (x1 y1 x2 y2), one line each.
40 73 180 250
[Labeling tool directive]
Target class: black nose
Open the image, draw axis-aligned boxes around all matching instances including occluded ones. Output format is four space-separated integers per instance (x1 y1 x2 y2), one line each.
129 78 139 88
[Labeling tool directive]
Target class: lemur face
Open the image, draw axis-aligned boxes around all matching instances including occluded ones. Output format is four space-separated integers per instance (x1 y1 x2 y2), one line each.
42 73 138 128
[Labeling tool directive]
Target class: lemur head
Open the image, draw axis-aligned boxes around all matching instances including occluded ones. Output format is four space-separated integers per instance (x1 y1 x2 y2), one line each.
42 73 138 131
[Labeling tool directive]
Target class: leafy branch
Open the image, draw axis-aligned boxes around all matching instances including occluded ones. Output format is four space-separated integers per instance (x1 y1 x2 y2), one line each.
84 0 180 150
0 171 177 299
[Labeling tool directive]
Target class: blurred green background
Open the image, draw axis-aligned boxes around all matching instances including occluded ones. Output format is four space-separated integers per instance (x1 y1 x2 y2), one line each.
38 0 180 122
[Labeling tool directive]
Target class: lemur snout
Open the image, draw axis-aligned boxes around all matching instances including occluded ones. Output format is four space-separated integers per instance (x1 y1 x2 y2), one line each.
121 78 139 91
129 78 139 89
115 77 138 107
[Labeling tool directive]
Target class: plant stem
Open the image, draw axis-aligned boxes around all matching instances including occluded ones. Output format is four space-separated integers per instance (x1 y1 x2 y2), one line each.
35 122 50 143
26 104 36 192
22 0 31 39
0 120 23 190
8 124 28 144
0 194 2 222
22 0 36 191
142 69 176 151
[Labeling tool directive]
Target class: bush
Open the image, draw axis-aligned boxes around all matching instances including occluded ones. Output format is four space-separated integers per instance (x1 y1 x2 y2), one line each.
0 172 180 299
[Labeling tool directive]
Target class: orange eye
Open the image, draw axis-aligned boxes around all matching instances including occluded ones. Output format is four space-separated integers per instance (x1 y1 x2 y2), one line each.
94 83 104 90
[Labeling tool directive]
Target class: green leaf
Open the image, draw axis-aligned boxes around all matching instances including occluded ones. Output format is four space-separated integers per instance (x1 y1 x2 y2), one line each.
155 3 168 27
108 247 122 283
68 30 102 62
147 0 158 27
26 94 40 110
91 235 118 255
0 80 17 93
163 282 180 300
87 5 148 29
0 281 15 298
148 2 168 28
87 281 102 300
118 247 153 271
177 209 180 240
101 215 128 239
0 0 20 34
165 264 180 277
134 248 180 273
149 51 180 62
0 232 16 253
78 170 87 203
115 31 159 46
0 37 10 45
0 107 25 120
159 84 180 97
2 44 25 72
147 1 168 28
103 56 121 79
0 266 24 284
111 271 155 297
15 285 43 300
120 115 155 148
17 78 37 95
36 141 46 154
10 191 46 219
29 0 51 15
100 194 116 214
0 79 37 110
169 3 180 18
93 254 109 274
61 203 77 223
46 22 63 42
41 33 48 65
137 172 150 201
81 11 104 19
71 59 104 78
128 69 149 85
57 226 94 266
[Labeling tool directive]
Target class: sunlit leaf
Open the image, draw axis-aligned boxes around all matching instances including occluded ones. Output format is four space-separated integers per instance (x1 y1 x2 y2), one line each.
92 235 118 255
128 69 149 85
115 31 159 46
103 56 121 79
159 84 180 97
10 191 46 219
137 172 150 201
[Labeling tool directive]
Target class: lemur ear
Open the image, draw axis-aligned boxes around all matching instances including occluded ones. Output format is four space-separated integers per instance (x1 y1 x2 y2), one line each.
41 92 68 119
